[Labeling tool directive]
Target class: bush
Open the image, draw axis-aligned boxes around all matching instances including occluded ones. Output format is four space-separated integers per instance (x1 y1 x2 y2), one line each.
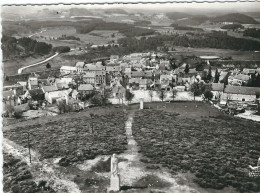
13 111 23 119
53 46 70 53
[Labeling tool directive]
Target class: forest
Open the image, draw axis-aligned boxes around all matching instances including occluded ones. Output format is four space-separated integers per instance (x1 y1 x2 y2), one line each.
2 20 155 38
1 36 52 59
243 28 260 39
118 31 260 51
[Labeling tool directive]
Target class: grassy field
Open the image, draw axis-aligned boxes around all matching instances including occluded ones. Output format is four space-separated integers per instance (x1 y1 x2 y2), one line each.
3 53 54 75
4 107 128 165
130 102 260 193
171 46 260 61
3 153 55 193
32 27 124 46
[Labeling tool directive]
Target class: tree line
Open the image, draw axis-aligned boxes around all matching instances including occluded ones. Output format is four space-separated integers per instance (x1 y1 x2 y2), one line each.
243 28 260 39
117 31 260 51
2 36 52 59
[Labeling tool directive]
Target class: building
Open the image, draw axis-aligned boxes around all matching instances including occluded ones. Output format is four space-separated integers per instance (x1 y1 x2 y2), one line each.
78 84 94 96
83 72 96 84
110 55 119 63
211 83 225 101
223 85 260 101
60 66 77 75
112 83 126 99
228 74 250 86
28 77 38 90
44 88 71 104
106 66 121 73
75 62 85 73
160 74 172 85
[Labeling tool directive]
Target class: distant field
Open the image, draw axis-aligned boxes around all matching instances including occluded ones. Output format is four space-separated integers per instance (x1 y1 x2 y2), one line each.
171 46 260 61
31 27 125 46
22 53 78 74
3 54 53 75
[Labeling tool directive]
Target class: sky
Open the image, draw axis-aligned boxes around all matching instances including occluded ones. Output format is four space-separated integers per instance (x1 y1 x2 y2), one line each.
2 1 260 14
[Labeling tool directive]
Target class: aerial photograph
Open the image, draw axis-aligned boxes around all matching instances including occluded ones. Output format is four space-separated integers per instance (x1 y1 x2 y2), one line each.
1 1 260 193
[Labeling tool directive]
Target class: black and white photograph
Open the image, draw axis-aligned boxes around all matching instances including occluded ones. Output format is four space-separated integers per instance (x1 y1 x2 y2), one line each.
1 1 260 193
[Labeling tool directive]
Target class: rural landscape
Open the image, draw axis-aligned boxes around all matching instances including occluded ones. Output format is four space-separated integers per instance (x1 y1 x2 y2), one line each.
1 2 260 193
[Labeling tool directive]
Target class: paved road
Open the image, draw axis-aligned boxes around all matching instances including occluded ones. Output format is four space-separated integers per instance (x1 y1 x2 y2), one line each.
18 52 59 74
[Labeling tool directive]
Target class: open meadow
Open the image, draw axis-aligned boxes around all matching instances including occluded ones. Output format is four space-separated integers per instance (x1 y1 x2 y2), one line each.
3 101 260 192
130 102 260 193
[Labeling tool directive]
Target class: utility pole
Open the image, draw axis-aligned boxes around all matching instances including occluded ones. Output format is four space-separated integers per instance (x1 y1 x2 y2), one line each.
90 113 94 133
27 132 31 164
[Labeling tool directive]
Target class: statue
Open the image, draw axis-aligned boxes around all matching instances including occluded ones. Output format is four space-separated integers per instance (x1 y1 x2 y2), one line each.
111 154 119 176
109 154 120 191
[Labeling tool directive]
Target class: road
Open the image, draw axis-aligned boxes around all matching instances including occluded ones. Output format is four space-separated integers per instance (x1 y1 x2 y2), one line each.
18 52 59 74
28 29 46 38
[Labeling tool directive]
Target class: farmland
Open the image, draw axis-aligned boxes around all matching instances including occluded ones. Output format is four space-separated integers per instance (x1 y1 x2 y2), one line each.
131 102 260 192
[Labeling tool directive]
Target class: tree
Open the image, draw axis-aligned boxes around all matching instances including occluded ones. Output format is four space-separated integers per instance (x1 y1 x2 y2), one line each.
190 82 209 101
206 66 212 82
214 68 220 83
184 64 190 74
148 90 154 102
171 89 178 101
157 89 167 102
57 100 66 114
203 90 213 101
125 89 135 104
46 63 51 69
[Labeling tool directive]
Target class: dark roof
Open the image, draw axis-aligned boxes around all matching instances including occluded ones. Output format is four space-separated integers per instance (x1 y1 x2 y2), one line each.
211 83 224 91
28 89 44 96
224 86 260 95
131 71 143 77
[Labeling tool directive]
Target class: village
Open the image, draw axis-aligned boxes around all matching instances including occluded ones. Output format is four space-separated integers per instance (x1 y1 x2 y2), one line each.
3 51 260 121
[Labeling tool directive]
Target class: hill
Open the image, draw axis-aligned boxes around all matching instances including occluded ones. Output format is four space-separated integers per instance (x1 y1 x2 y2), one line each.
165 12 192 20
166 12 259 25
210 13 259 24
174 15 209 26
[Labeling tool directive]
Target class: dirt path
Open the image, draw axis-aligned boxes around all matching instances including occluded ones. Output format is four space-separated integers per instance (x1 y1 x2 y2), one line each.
3 138 81 193
118 112 199 193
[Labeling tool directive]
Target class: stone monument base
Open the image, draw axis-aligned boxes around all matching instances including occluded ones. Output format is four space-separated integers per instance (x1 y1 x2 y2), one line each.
108 175 120 192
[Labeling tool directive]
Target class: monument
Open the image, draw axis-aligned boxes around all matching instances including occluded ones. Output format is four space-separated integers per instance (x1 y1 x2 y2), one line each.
109 154 120 191
140 98 144 109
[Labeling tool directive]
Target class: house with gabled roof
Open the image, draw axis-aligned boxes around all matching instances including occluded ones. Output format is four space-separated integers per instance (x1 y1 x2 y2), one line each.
76 61 85 73
211 83 225 101
28 76 39 90
78 84 94 95
223 85 260 102
42 85 58 93
60 66 77 75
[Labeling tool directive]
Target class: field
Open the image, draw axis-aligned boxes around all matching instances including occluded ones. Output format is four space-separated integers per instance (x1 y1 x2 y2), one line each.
3 53 55 76
4 107 128 166
3 153 55 193
3 102 260 192
130 102 260 192
32 27 125 46
170 46 260 61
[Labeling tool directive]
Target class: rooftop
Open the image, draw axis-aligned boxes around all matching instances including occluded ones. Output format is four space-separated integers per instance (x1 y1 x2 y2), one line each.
211 83 224 91
78 84 94 91
42 85 58 92
224 85 260 95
